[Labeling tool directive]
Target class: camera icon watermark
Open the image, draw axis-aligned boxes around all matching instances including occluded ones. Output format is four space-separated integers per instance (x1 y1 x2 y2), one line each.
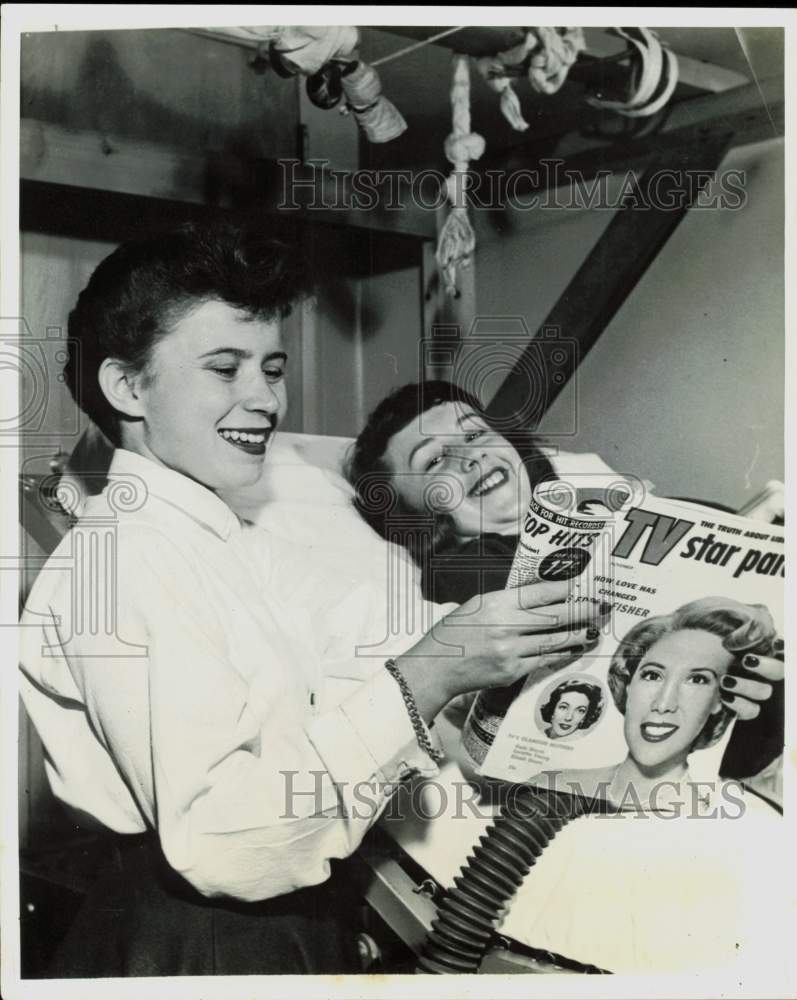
0 318 80 442
421 315 579 437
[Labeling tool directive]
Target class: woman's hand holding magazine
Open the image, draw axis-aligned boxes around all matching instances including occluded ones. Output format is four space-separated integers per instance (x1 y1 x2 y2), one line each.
396 580 609 724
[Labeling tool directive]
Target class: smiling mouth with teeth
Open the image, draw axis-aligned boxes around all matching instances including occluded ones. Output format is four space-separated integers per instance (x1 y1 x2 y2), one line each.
469 467 509 497
640 722 680 743
218 427 271 456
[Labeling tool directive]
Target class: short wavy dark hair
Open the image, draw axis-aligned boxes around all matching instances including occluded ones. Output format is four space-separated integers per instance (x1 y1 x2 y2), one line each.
64 219 308 444
345 380 555 566
540 679 604 732
608 597 778 752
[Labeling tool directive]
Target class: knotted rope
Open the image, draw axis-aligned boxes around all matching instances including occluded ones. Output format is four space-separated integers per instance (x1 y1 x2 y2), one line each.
436 55 485 297
476 56 529 131
476 27 586 131
528 26 585 95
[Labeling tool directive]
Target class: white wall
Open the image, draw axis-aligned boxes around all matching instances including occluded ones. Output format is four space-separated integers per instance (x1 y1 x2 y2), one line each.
307 263 422 438
474 138 784 509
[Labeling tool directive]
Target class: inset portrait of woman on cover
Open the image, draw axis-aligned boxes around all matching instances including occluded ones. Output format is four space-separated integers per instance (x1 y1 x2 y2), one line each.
536 676 606 742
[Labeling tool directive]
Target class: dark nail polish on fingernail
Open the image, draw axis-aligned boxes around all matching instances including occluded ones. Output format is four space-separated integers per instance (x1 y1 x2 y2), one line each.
773 639 784 653
720 689 735 703
586 627 601 641
742 654 760 669
599 602 613 615
721 676 737 689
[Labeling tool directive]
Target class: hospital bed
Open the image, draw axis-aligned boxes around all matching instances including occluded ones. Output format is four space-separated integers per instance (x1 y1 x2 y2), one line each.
19 429 788 978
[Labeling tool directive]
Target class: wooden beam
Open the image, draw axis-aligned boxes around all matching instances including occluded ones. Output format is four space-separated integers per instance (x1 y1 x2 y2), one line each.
20 179 220 242
484 76 783 195
21 28 298 163
485 132 734 429
20 180 423 281
382 26 749 93
21 119 212 205
654 74 783 133
580 27 749 93
260 159 436 239
20 118 436 240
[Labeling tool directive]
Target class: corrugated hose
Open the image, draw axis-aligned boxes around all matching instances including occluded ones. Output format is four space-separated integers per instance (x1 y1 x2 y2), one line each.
416 784 603 974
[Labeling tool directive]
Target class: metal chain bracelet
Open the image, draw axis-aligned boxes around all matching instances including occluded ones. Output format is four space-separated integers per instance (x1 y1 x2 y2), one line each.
384 658 445 764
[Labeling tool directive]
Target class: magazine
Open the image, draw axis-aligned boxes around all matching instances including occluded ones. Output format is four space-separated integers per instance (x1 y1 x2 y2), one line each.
460 478 784 797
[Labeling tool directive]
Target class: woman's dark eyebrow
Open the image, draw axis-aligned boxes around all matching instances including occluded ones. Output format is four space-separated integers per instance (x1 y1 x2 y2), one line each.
199 347 249 359
409 437 438 466
198 348 288 362
408 411 487 465
641 660 718 678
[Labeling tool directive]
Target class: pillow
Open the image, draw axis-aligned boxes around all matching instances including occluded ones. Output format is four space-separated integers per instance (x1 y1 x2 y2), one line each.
221 433 622 588
222 432 355 508
221 432 413 586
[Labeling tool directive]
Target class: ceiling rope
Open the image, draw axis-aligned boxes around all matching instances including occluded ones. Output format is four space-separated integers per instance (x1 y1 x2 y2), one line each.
371 27 467 68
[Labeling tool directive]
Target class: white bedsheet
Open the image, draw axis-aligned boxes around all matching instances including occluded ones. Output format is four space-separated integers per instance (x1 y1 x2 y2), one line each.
383 712 787 977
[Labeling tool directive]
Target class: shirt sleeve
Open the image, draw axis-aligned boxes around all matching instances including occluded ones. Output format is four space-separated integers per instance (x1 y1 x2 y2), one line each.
63 525 442 903
253 527 455 684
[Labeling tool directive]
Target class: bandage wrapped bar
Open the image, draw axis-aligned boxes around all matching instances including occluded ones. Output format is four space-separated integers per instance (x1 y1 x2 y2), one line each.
436 55 485 297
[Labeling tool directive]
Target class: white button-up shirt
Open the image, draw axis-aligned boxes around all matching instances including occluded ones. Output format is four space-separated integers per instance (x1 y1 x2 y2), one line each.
19 449 443 902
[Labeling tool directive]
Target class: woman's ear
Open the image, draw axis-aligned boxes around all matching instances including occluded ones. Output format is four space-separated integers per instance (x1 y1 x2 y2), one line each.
98 358 146 419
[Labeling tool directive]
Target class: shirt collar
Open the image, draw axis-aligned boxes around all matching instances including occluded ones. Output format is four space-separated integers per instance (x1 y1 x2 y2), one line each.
105 449 241 541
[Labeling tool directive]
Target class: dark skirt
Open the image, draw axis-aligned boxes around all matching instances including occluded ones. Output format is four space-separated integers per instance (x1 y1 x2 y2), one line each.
47 834 362 977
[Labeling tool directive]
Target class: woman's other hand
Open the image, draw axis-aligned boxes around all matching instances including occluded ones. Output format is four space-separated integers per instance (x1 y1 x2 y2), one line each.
719 601 781 720
396 581 608 723
720 640 784 720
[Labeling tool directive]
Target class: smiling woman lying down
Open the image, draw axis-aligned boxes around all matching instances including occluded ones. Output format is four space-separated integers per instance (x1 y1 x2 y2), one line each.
343 380 784 795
